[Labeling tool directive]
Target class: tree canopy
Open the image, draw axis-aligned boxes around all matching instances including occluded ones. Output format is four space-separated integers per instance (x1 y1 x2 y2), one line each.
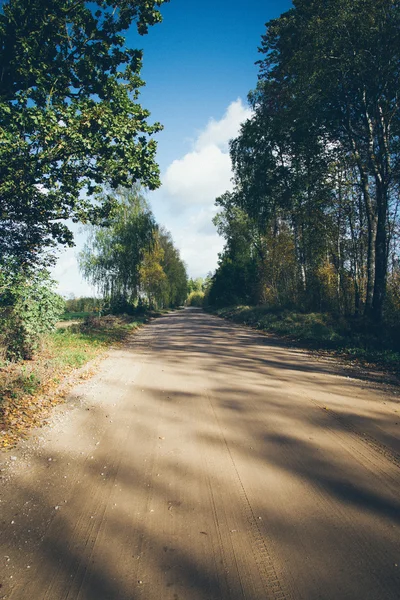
0 0 167 265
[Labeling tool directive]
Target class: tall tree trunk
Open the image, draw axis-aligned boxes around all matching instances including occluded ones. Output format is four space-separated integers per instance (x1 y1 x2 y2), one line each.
360 175 377 317
336 176 343 313
362 96 390 322
292 215 307 293
345 109 376 317
346 188 363 316
354 261 361 316
372 185 388 322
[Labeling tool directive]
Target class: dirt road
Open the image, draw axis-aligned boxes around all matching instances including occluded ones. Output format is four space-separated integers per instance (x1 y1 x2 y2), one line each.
1 308 399 600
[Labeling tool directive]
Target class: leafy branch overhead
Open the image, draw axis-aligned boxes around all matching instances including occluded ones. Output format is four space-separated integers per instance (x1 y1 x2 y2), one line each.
0 0 168 264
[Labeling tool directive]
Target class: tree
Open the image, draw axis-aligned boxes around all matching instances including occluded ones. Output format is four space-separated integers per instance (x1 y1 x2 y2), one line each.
0 267 65 360
212 193 300 308
187 277 205 293
79 187 187 312
0 0 168 265
140 228 188 308
139 231 168 308
212 0 400 322
256 0 400 320
158 228 188 307
211 195 260 306
79 186 155 311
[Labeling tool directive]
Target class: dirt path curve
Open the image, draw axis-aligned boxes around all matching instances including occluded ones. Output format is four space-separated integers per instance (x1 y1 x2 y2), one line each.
1 308 399 600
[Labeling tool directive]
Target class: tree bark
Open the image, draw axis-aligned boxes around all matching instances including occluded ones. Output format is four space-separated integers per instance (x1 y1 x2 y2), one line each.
371 185 388 322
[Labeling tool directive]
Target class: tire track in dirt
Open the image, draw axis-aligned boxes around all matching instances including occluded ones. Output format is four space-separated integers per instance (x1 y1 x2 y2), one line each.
212 386 400 600
307 395 400 470
203 392 294 600
6 326 157 600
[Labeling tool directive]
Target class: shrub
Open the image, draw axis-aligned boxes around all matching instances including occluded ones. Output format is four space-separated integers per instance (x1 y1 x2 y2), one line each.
0 269 65 361
186 291 205 307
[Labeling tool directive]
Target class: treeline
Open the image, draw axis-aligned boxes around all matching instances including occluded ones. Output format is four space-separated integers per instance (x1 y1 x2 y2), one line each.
64 297 101 315
208 0 400 330
79 187 188 312
66 274 206 316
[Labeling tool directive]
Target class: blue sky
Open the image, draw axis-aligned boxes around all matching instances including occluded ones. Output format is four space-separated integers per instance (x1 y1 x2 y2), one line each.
137 0 292 170
53 0 293 296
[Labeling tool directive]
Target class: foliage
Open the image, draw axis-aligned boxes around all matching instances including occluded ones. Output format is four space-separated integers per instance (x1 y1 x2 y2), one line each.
0 268 65 360
139 232 168 308
158 228 188 307
260 0 400 321
187 277 205 293
61 312 94 321
209 0 400 324
136 228 188 308
64 297 102 315
186 291 205 307
0 0 167 265
79 186 156 310
79 186 188 311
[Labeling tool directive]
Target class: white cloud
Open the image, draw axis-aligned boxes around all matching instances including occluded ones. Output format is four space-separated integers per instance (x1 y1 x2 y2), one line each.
163 98 252 209
195 98 253 152
149 98 253 278
164 144 233 206
50 226 97 298
188 206 219 236
181 232 224 278
170 219 224 279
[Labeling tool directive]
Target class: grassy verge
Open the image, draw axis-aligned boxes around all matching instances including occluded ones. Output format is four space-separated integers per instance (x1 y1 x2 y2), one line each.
59 311 97 320
208 305 400 375
0 313 153 448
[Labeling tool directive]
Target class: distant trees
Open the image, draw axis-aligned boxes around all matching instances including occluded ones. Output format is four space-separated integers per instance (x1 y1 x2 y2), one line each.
187 277 207 293
79 187 188 311
209 0 400 323
186 276 213 306
79 186 155 312
64 297 102 315
158 228 189 307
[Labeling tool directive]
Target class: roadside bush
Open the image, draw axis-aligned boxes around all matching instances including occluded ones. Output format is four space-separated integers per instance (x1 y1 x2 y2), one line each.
0 269 65 361
186 291 204 307
101 294 136 316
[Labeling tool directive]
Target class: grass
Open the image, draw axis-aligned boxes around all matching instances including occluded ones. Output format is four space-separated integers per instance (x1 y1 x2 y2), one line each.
0 313 149 448
208 305 400 375
59 311 96 320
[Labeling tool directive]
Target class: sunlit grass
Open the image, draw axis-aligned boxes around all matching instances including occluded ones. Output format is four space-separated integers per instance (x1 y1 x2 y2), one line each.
59 311 95 321
0 315 145 447
210 305 400 374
